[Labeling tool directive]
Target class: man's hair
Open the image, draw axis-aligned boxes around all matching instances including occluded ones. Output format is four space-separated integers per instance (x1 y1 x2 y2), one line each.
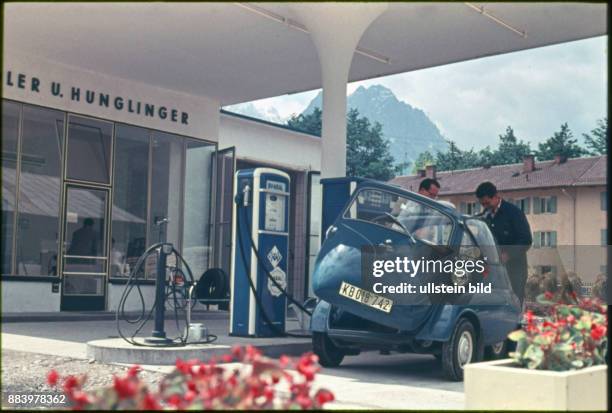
419 178 440 191
475 181 498 198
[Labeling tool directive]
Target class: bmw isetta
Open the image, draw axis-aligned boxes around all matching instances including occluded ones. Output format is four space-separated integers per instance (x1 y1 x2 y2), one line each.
310 179 521 381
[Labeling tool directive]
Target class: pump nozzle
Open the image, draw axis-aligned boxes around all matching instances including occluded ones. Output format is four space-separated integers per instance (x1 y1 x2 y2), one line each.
242 184 251 207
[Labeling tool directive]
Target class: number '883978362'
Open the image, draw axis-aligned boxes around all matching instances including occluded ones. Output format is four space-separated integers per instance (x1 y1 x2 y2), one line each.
4 392 68 407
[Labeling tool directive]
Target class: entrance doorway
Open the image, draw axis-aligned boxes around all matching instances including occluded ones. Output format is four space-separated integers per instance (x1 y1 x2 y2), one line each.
60 184 109 310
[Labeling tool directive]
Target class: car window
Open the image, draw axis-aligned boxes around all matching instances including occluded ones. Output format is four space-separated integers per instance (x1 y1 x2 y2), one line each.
459 231 481 259
466 219 500 264
344 188 453 245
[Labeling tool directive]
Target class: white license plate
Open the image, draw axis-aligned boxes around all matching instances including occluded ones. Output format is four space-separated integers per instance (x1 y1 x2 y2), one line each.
338 281 393 313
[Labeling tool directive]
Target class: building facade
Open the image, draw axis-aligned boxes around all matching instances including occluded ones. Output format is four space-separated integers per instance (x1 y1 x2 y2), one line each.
1 53 323 313
391 155 607 288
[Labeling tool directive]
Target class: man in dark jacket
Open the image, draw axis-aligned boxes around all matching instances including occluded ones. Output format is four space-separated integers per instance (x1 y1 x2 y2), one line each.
475 182 532 304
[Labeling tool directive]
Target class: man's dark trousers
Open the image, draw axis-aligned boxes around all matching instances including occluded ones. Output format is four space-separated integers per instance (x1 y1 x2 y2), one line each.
485 200 533 304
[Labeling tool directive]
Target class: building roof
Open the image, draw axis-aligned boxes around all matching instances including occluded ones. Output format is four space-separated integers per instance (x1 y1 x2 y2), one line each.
390 155 607 195
220 109 320 138
5 3 606 105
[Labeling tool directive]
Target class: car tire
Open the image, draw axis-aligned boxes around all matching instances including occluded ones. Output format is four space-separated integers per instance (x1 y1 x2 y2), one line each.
485 340 508 360
313 332 345 367
442 318 478 381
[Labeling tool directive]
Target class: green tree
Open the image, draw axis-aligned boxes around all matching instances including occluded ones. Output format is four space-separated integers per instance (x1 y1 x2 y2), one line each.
412 150 435 173
493 126 532 164
285 107 399 180
435 140 481 171
346 108 397 180
286 107 322 136
537 123 585 160
583 118 607 155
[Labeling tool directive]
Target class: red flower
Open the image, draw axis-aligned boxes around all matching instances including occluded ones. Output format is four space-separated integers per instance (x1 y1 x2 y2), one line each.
166 394 183 408
222 354 233 363
175 358 194 375
113 376 137 399
279 355 291 368
315 389 335 405
62 375 79 395
184 390 197 403
544 291 554 300
127 365 141 378
141 392 161 410
296 394 313 409
590 324 606 341
71 391 90 406
47 370 59 386
231 345 244 360
525 310 534 325
245 345 262 360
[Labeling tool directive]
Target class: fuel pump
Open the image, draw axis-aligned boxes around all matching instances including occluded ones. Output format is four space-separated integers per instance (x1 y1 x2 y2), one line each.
230 168 290 337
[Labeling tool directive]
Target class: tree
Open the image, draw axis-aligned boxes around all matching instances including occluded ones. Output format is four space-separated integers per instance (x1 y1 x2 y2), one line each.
412 150 435 173
346 109 397 180
493 126 532 164
583 118 607 155
286 107 322 136
537 123 585 160
435 140 481 171
285 107 399 180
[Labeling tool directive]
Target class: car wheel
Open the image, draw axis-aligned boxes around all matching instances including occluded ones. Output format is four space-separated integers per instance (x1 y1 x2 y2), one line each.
313 332 345 367
485 340 508 360
442 318 478 381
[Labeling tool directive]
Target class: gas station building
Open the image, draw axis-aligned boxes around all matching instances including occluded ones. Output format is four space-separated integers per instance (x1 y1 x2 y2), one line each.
1 3 606 313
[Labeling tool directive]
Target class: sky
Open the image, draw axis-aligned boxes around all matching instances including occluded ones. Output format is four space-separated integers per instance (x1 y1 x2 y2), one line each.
225 36 607 151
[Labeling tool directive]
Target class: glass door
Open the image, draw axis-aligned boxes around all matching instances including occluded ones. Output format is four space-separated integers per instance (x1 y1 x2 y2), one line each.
61 185 109 310
212 147 235 277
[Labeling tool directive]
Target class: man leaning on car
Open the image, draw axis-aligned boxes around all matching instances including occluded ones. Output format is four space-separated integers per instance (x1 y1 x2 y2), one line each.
475 181 532 305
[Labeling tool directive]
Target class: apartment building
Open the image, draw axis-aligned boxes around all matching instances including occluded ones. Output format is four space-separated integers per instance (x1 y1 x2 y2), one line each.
391 155 607 287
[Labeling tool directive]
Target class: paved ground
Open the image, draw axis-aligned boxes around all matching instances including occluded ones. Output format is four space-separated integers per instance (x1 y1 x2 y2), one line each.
1 315 464 409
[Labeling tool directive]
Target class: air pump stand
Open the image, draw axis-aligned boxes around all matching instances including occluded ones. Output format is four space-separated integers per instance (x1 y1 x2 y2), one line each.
145 218 173 345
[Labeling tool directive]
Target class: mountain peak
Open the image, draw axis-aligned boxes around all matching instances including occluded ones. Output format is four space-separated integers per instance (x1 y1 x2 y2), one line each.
301 84 448 168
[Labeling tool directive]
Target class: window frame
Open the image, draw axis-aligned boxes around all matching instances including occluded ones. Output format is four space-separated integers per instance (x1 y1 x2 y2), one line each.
342 186 457 246
1 98 218 282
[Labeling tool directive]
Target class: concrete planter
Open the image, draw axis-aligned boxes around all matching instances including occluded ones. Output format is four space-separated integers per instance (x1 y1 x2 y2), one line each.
465 359 607 410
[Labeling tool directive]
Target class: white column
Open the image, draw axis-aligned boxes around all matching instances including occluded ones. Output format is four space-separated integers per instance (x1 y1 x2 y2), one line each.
291 3 388 178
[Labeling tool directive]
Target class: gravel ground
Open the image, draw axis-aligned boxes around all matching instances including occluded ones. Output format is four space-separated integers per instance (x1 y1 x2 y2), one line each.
1 349 166 408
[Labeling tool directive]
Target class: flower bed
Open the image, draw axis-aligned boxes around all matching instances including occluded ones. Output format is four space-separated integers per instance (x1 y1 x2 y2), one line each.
47 345 334 410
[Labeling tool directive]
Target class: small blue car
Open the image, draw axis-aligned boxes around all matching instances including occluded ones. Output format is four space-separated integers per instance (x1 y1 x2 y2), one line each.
310 179 521 381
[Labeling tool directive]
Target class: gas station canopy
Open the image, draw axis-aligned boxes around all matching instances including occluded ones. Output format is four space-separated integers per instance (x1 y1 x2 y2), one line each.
4 2 607 105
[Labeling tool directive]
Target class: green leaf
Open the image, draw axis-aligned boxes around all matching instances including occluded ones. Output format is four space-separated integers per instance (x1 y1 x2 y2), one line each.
536 294 554 305
508 330 526 341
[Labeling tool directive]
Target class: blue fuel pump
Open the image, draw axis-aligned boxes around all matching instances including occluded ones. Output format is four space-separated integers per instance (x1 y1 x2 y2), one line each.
230 168 291 337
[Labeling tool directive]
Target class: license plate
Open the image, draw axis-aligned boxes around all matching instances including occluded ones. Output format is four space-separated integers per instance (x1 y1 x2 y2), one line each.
338 281 393 313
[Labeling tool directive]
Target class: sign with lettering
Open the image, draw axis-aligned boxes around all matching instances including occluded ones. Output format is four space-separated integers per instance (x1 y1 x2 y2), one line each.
3 52 219 140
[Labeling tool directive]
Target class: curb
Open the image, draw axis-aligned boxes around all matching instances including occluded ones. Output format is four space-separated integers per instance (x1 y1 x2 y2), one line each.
1 311 230 323
87 338 313 365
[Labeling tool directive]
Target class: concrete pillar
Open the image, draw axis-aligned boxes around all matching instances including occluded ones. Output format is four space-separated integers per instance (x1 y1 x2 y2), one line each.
291 3 388 178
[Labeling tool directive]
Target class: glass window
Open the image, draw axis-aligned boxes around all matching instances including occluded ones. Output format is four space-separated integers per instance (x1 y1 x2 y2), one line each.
466 218 500 264
515 197 530 214
111 125 150 277
345 188 453 245
66 115 112 184
182 139 216 278
15 105 64 276
601 191 607 211
150 132 183 246
1 100 20 274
